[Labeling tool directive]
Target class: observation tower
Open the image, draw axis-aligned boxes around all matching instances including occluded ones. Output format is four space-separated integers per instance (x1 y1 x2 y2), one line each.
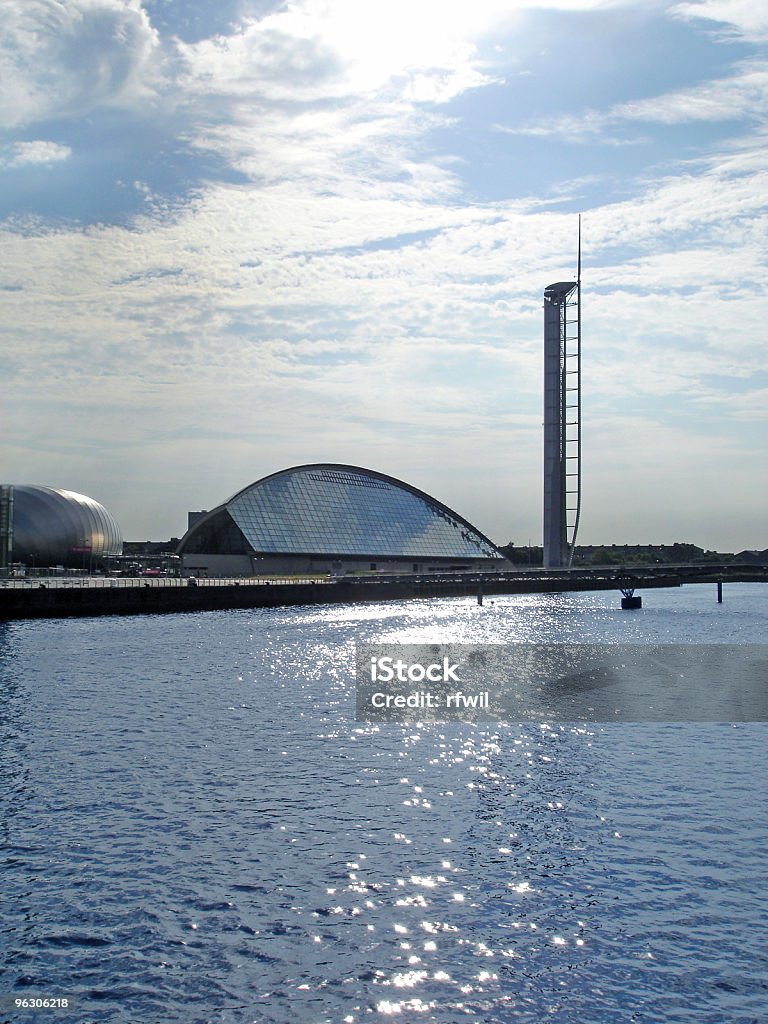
543 221 582 568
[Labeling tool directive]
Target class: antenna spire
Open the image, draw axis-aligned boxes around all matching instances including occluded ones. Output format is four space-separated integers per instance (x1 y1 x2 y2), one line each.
567 213 582 568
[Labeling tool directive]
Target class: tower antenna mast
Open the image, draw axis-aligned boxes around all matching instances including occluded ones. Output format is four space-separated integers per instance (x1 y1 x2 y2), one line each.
567 215 582 567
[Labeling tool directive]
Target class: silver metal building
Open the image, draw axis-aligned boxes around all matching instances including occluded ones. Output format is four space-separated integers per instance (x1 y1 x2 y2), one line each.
543 226 582 568
1 485 123 570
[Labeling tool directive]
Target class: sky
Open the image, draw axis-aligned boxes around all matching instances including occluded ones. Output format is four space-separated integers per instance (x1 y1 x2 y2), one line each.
1 0 767 550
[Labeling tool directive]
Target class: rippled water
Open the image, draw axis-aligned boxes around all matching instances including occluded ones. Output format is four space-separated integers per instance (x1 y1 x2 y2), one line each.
1 585 767 1023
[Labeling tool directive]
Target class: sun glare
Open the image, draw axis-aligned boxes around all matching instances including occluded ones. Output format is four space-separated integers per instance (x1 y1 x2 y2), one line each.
272 0 522 94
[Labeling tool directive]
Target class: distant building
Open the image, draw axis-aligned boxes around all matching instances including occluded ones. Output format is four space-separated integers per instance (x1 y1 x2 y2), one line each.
1 485 123 569
177 463 506 576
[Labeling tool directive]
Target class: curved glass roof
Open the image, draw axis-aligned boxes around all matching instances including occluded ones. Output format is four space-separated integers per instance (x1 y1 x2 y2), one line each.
180 464 501 560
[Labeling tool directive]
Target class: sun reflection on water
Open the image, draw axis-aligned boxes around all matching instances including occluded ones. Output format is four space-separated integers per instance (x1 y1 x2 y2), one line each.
5 590 764 1022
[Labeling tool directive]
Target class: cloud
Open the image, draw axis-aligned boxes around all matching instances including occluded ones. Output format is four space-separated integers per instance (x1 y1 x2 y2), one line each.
3 125 765 415
499 59 768 143
613 61 768 123
3 165 764 546
671 0 768 42
176 0 521 105
0 0 161 129
172 0 513 198
0 0 643 140
175 0 660 195
1 0 765 547
1 140 72 168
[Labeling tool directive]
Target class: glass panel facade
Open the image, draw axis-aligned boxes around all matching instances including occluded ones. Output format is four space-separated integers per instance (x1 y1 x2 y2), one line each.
179 509 252 556
218 466 498 559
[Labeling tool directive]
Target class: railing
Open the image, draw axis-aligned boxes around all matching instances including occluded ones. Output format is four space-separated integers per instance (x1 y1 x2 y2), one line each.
0 576 333 590
1 563 765 592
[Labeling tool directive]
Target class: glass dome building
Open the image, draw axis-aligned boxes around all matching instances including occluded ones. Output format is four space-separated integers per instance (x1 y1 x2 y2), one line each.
178 464 506 576
3 485 123 570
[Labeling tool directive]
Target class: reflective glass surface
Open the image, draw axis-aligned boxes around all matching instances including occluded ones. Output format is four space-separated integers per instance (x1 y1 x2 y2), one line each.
6 485 123 567
223 467 499 559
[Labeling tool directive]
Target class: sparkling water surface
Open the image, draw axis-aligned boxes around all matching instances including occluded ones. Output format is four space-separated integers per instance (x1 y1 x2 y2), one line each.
1 585 767 1023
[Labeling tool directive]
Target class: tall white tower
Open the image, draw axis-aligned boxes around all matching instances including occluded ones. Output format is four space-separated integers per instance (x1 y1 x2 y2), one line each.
543 223 581 568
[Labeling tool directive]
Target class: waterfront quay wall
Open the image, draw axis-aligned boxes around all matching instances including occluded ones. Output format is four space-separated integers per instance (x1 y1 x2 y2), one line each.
1 564 766 620
0 578 414 619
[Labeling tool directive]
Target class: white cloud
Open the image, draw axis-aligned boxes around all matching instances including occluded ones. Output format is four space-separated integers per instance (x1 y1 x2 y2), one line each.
671 0 768 42
3 156 765 546
1 0 765 546
500 60 768 144
176 0 652 107
614 62 768 123
177 0 522 104
1 140 72 168
176 0 655 189
0 0 161 128
2 131 764 421
172 0 510 201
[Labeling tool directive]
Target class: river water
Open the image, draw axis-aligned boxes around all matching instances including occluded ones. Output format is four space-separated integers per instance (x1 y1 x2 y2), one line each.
1 584 766 1023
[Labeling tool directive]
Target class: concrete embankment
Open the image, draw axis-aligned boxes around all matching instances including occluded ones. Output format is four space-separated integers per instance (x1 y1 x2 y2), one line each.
2 580 353 619
2 564 766 620
0 577 471 620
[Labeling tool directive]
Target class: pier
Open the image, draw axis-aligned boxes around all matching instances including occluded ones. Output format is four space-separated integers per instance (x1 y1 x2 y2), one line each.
1 562 765 621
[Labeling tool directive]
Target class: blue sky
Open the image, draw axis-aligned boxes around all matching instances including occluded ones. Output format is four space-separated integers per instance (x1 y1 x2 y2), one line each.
1 0 766 550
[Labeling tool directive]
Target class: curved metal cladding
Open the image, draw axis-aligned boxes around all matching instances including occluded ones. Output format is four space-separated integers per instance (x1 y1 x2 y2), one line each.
7 485 123 568
179 464 503 560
